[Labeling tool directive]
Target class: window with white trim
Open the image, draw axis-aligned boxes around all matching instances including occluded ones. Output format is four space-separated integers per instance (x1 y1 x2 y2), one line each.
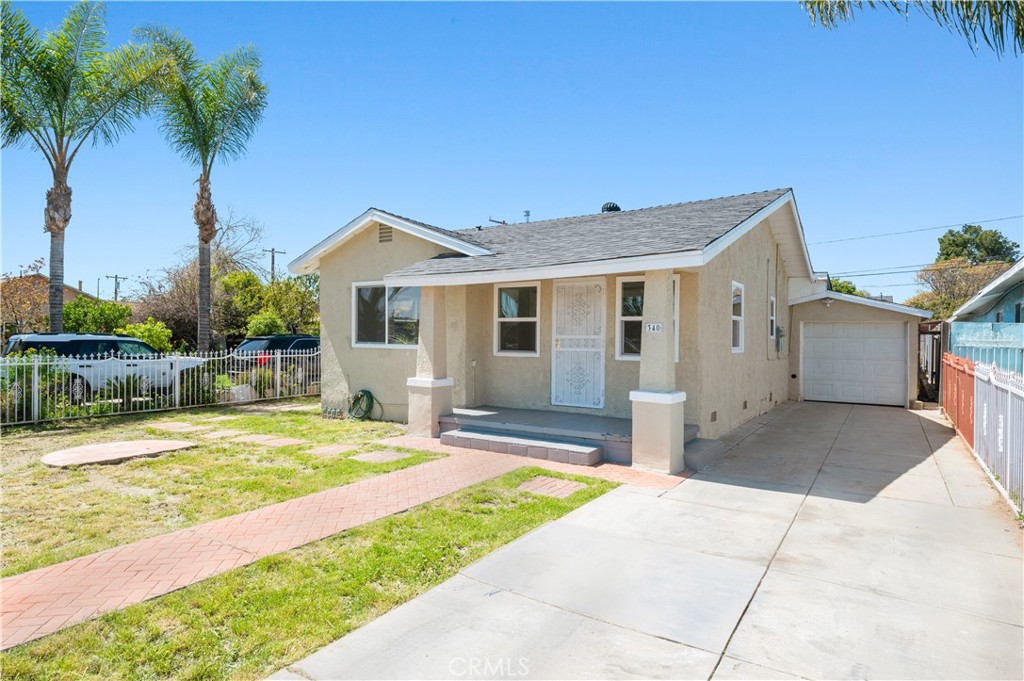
353 282 420 347
731 282 744 353
769 296 777 339
615 276 679 361
495 283 539 356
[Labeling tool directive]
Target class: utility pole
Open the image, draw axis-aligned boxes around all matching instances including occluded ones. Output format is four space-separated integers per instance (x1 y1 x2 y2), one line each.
263 247 287 283
105 274 127 302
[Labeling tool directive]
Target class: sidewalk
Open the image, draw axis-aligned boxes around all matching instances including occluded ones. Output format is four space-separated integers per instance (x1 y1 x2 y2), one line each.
1 445 681 650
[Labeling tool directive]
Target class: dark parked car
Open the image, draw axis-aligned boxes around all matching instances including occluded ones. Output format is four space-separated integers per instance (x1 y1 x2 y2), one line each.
229 335 320 388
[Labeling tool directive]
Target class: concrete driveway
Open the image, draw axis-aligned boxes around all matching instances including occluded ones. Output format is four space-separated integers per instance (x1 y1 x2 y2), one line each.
271 402 1024 680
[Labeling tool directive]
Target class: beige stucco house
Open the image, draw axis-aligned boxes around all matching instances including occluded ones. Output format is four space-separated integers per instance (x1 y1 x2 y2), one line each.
290 188 930 474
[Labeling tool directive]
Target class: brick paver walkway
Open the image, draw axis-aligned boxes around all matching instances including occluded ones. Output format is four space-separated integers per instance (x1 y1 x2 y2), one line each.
1 443 682 650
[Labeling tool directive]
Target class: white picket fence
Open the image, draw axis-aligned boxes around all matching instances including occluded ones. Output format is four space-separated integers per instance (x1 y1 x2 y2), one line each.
972 363 1024 514
0 349 321 426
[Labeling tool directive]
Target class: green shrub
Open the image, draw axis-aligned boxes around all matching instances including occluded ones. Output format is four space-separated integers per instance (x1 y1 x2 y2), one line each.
245 310 286 337
115 318 173 353
63 297 131 333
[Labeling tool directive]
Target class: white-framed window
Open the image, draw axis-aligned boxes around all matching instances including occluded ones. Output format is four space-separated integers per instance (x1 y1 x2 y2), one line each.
494 282 540 356
352 281 421 348
731 281 744 353
615 275 680 362
769 295 777 339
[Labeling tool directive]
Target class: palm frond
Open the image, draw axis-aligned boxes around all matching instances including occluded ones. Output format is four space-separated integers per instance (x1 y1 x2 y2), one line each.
801 1 1023 55
204 44 267 170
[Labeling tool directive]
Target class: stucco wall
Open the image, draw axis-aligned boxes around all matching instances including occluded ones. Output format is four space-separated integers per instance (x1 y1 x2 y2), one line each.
319 224 450 420
960 281 1024 323
789 298 921 405
695 220 792 439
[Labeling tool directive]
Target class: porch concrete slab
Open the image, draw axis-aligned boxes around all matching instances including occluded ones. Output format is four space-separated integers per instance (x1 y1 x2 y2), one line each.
795 494 1023 558
725 570 1024 681
279 575 719 680
565 488 791 564
773 513 1024 625
823 447 941 477
811 463 953 505
663 474 808 521
462 521 765 653
711 657 803 680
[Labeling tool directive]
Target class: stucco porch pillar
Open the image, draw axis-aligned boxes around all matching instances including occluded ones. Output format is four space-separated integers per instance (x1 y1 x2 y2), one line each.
630 269 686 474
407 286 453 437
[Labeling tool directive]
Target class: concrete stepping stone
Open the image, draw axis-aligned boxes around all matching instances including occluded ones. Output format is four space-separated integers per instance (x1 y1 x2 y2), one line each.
351 450 411 464
201 429 247 439
518 475 587 499
150 422 212 433
199 415 238 423
42 440 195 467
306 444 359 456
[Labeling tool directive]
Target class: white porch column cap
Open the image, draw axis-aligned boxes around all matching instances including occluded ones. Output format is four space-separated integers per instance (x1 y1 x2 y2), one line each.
629 390 687 404
406 377 455 388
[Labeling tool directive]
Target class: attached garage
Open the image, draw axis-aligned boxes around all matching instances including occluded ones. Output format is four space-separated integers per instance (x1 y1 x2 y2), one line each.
802 321 907 406
789 292 932 408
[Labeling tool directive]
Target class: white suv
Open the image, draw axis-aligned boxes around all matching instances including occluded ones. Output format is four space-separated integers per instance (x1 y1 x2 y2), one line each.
2 333 205 400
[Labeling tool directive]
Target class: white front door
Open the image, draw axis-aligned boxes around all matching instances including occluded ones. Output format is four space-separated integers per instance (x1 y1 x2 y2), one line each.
552 279 605 408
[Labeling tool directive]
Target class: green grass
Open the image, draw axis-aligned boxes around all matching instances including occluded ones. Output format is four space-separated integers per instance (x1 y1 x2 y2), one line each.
0 468 614 681
0 398 437 577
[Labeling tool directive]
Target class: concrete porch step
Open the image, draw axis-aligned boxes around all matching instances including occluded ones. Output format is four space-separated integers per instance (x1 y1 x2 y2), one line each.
440 429 602 466
684 424 700 443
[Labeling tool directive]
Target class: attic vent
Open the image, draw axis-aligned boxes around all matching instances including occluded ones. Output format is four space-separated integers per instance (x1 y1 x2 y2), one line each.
601 202 621 213
378 225 393 243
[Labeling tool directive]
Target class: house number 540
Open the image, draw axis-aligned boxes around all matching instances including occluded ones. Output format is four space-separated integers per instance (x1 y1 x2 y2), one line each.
645 323 664 333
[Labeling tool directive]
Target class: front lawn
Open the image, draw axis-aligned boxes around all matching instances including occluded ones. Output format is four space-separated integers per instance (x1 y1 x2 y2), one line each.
0 468 614 681
0 398 436 577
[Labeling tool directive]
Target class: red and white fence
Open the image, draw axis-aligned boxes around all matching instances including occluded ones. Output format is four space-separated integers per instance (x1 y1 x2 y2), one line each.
943 352 1022 514
0 349 321 426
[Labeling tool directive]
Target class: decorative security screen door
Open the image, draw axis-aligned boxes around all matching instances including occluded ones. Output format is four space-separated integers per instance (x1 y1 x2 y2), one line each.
552 279 606 408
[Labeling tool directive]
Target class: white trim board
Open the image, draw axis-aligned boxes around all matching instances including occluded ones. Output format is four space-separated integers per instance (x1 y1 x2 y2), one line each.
789 290 933 318
289 209 492 274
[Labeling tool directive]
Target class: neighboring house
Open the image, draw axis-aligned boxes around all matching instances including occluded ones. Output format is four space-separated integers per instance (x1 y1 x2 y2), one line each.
947 258 1024 373
0 273 97 337
290 188 930 473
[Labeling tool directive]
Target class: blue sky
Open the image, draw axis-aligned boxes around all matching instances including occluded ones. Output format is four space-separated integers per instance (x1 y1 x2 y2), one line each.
3 1 1022 301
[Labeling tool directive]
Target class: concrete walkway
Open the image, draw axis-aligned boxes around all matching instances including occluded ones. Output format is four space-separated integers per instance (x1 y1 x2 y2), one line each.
1 442 679 650
273 402 1024 680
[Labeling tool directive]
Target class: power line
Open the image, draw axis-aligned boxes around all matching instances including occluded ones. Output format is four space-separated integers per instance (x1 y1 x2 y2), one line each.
808 215 1023 245
833 257 1015 278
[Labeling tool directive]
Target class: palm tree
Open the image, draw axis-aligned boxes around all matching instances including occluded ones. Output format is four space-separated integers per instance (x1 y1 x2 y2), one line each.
801 1 1023 55
1 1 166 332
136 26 267 351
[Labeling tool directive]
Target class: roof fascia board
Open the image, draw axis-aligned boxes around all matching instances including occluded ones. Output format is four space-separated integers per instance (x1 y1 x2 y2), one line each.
789 290 933 318
384 249 705 287
700 191 814 279
288 209 491 274
948 258 1024 321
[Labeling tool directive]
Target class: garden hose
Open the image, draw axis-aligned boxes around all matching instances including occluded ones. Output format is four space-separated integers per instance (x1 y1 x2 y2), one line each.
348 389 381 421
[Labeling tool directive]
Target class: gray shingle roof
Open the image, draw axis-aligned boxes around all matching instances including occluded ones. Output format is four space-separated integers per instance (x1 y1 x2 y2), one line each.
386 188 791 279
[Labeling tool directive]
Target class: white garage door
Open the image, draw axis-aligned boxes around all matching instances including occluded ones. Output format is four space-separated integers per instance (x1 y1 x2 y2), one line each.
802 322 907 406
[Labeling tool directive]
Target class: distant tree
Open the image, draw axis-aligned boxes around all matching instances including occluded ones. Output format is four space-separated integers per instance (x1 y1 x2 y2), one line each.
133 214 265 348
246 310 286 336
263 276 319 334
63 297 131 333
912 257 1011 319
830 277 867 296
116 317 173 352
1 259 49 336
136 26 268 351
937 224 1020 264
801 1 1024 56
1 1 166 331
216 270 265 337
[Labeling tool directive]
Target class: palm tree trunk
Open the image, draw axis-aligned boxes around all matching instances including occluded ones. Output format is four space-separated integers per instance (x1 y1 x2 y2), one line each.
44 172 72 332
194 175 217 351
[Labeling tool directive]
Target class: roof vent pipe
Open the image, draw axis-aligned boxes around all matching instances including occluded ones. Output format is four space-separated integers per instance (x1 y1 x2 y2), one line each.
601 202 621 213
